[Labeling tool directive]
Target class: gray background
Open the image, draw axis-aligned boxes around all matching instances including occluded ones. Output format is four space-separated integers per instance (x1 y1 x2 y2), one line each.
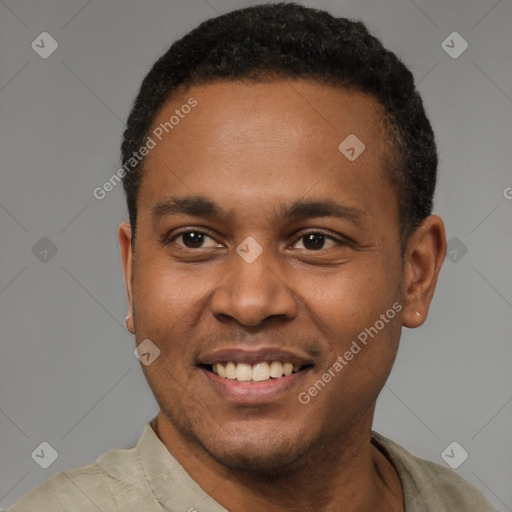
1 0 511 509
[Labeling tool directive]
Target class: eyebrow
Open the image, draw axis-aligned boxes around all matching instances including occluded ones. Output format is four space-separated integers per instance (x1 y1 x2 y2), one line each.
151 195 367 227
152 196 221 220
282 199 367 227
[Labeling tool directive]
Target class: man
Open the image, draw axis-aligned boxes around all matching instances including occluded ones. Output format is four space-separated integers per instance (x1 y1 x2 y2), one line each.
8 3 496 511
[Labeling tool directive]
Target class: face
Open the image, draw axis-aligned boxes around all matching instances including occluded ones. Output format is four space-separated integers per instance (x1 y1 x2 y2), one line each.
119 80 443 473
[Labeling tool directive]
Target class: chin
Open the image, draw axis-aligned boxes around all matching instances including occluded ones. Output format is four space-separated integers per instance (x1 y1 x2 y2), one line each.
191 420 317 474
157 400 322 473
205 437 307 473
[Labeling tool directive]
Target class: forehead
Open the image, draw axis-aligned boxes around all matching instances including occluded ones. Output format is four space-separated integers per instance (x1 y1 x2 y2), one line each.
149 79 387 158
138 79 395 222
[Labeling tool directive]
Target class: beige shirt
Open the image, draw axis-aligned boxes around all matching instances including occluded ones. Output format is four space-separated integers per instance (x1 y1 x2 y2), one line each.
7 420 496 511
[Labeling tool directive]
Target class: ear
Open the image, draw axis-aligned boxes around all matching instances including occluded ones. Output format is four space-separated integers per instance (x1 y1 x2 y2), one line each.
402 215 446 328
118 221 135 334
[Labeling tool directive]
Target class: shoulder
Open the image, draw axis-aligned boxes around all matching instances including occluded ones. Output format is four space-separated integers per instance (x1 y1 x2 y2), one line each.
6 444 149 512
371 432 497 512
6 462 116 511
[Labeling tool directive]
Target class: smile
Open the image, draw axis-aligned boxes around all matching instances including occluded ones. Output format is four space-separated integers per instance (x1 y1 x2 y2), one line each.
209 361 304 382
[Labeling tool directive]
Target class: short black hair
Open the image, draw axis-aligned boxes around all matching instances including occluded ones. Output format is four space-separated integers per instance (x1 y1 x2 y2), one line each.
121 2 437 249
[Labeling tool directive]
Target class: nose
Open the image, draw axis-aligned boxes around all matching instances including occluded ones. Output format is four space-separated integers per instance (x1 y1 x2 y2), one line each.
210 246 298 327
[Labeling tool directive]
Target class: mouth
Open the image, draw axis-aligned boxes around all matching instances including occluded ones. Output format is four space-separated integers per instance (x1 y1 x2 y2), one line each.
198 348 314 402
202 361 309 382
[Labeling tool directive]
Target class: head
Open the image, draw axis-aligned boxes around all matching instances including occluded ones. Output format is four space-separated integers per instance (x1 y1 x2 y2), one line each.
118 3 446 474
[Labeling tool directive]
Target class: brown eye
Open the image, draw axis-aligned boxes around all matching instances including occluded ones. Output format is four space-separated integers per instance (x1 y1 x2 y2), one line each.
174 231 220 249
292 232 338 251
302 233 325 250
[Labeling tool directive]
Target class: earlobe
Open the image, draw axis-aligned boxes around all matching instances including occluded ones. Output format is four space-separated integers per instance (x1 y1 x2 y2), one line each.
401 215 446 328
118 221 135 334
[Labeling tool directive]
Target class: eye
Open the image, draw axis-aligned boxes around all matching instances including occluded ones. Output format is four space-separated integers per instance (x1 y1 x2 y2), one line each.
171 230 221 249
292 232 339 251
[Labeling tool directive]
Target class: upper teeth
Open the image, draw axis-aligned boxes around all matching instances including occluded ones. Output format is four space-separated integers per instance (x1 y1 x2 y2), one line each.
212 361 301 382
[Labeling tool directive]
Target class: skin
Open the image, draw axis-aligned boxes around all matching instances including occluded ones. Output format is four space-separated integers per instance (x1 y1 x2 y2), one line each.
119 79 446 512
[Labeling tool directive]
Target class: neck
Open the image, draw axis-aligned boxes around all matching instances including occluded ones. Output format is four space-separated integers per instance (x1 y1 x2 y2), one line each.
153 410 403 512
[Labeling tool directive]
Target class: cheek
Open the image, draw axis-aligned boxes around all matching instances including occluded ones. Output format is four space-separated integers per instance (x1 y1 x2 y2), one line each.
299 257 400 334
131 256 202 338
298 252 403 403
131 253 230 361
131 263 206 395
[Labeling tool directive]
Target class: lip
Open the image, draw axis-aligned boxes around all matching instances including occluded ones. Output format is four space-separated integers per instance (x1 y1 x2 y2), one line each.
198 347 315 404
199 347 315 366
201 365 312 403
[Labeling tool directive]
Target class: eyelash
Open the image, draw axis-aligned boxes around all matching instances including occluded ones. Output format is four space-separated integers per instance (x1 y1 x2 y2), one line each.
162 228 349 249
161 228 219 247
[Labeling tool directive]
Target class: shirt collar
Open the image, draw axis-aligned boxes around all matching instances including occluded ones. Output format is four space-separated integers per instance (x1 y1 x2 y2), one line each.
136 419 228 512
